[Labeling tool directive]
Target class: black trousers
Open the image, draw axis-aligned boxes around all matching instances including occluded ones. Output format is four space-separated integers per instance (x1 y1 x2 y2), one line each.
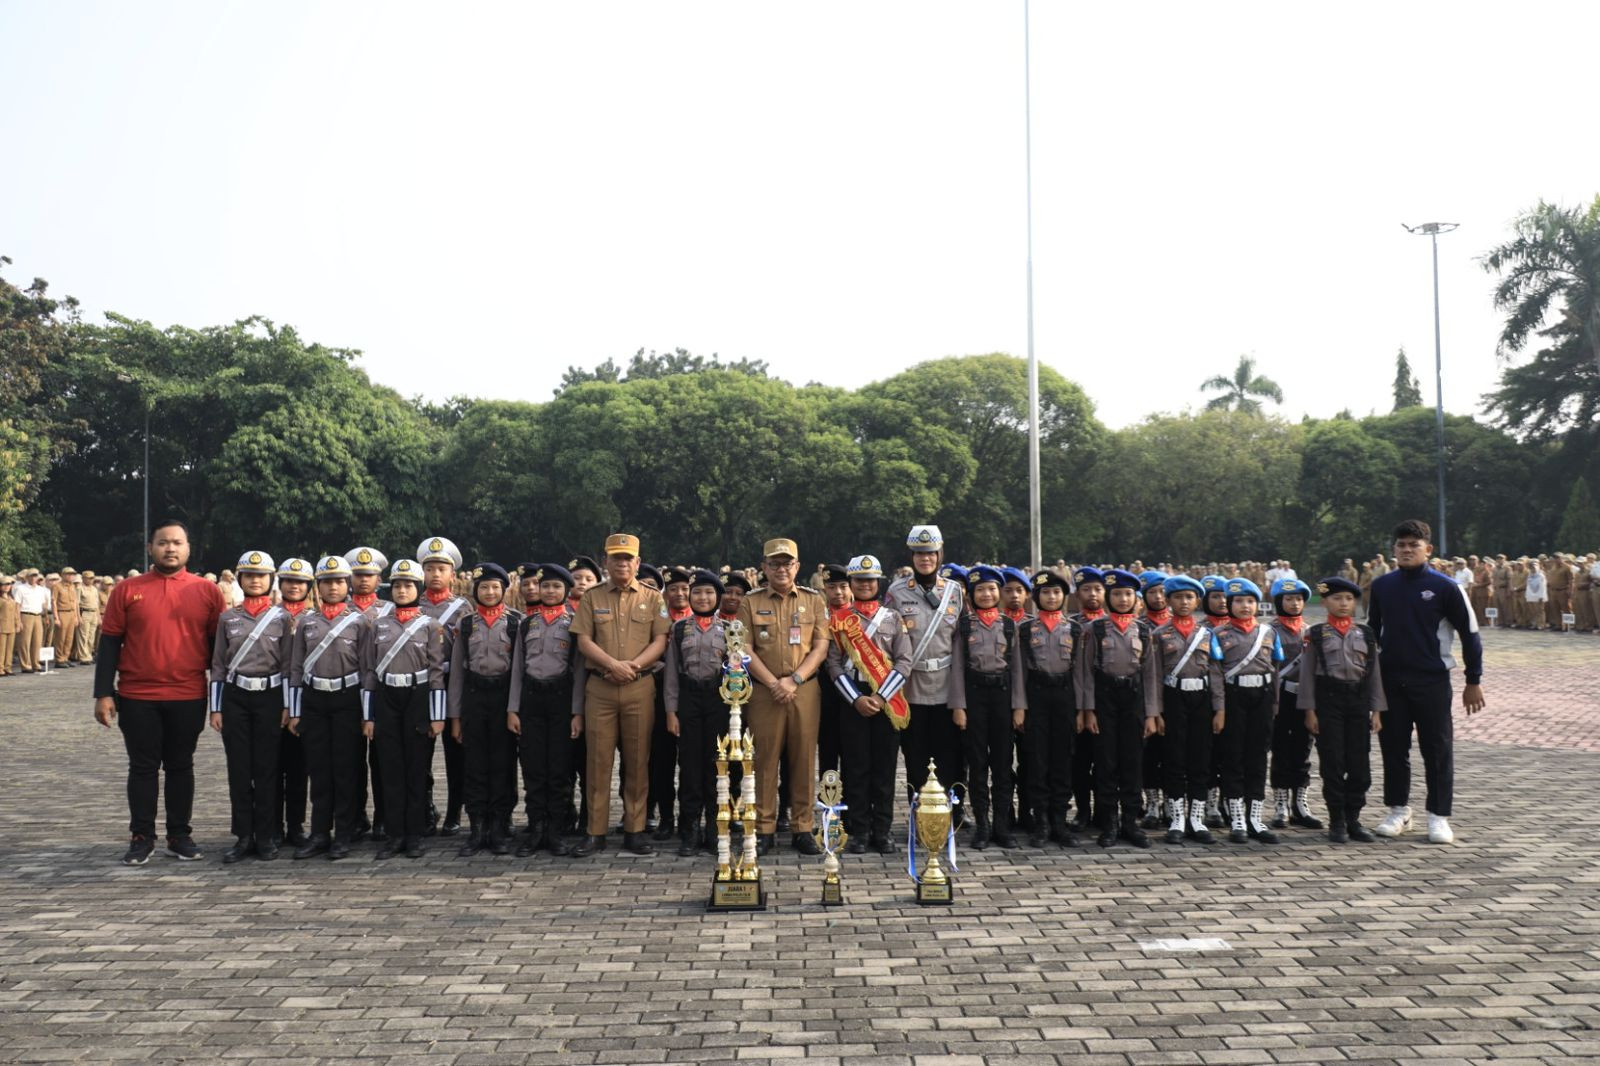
1161 686 1215 802
355 730 380 830
516 678 576 826
1378 673 1455 817
1072 717 1096 822
276 724 307 839
1217 684 1272 802
675 682 730 835
1313 679 1372 824
220 686 283 842
300 688 364 839
115 696 206 839
960 682 1014 826
903 700 962 798
648 680 677 827
1091 677 1144 827
441 727 464 818
460 685 515 824
840 696 901 839
1269 687 1314 789
1141 730 1163 797
1023 678 1074 826
817 680 844 775
373 684 433 841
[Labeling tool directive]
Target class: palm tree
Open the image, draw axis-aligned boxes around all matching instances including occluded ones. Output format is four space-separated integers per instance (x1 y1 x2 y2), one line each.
1201 355 1283 414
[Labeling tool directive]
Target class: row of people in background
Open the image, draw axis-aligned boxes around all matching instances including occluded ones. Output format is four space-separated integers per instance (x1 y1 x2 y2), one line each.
0 567 118 675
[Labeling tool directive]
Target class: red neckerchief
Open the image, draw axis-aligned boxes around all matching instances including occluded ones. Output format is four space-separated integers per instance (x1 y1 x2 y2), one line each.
1079 608 1106 622
351 592 378 611
475 604 505 628
568 593 583 610
282 600 309 617
320 602 348 622
1005 607 1028 623
1109 610 1134 633
394 606 421 622
856 600 880 618
720 608 740 620
539 605 567 625
1329 616 1353 635
243 595 272 618
1229 617 1257 633
1277 615 1304 636
695 615 715 631
975 606 1000 627
426 588 453 605
1146 608 1172 627
1037 609 1062 632
669 606 693 623
1206 613 1228 628
1173 615 1196 638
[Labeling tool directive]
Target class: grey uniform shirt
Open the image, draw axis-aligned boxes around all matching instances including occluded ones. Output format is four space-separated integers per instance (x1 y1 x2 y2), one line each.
883 575 965 705
947 613 1025 709
508 605 583 717
1018 613 1080 709
664 616 730 714
419 594 471 674
211 604 292 681
1208 622 1283 716
360 611 447 721
1150 619 1223 707
446 608 520 719
825 603 912 705
1073 615 1161 717
1297 622 1386 716
1272 617 1307 699
287 604 370 716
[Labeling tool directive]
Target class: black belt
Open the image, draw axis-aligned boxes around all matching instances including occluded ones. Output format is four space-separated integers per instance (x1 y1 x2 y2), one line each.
966 670 1009 690
1095 671 1140 690
522 674 573 691
678 676 722 692
1026 670 1072 689
1317 677 1364 695
465 672 510 691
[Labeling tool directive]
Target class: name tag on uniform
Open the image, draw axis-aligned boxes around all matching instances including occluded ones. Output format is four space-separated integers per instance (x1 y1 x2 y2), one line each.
594 608 611 616
789 625 802 645
757 609 775 617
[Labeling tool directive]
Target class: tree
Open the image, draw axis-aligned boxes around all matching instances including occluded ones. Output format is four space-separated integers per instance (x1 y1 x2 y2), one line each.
1201 355 1283 414
1293 419 1401 574
1481 196 1600 436
1392 348 1423 410
558 347 769 394
1556 478 1600 551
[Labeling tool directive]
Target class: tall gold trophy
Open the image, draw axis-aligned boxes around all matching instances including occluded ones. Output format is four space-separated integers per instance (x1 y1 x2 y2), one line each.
709 621 765 910
814 770 847 906
912 761 955 905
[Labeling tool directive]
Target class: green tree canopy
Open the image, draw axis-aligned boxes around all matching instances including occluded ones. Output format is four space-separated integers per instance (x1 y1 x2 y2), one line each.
1201 355 1283 414
1392 348 1423 410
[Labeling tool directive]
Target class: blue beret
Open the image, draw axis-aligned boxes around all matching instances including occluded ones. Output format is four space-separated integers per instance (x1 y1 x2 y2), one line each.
1224 577 1262 600
1200 574 1227 593
1001 566 1031 587
1162 575 1205 598
939 563 969 584
1075 566 1105 587
1316 576 1361 599
967 564 1004 588
1270 578 1311 600
638 563 663 587
1032 570 1069 591
1139 570 1168 591
690 568 724 595
1103 568 1141 592
471 562 510 587
523 563 574 589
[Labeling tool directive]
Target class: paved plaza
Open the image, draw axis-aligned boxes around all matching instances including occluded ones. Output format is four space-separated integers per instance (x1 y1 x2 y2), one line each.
2 623 1599 1065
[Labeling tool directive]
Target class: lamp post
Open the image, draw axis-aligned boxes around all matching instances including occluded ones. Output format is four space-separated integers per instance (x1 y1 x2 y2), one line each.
1402 221 1458 556
115 373 152 568
1023 0 1041 572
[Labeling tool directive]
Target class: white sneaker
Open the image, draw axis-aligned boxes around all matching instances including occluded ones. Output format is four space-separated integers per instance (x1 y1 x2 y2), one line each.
1372 806 1412 837
1427 814 1454 844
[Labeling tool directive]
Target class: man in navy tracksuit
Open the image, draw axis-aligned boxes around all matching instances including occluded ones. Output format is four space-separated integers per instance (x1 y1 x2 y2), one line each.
1366 519 1486 844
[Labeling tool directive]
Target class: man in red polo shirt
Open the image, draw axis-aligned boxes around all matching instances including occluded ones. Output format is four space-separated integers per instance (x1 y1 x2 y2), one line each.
94 520 227 865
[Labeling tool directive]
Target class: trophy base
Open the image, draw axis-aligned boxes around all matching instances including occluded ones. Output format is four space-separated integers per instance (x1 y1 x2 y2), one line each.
709 875 767 911
915 879 954 905
820 880 843 906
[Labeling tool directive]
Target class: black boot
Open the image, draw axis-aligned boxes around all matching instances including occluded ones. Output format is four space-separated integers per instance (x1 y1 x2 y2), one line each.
1120 816 1151 849
457 822 484 857
793 831 821 856
991 810 1016 850
678 827 698 858
517 819 543 858
653 813 676 842
1050 819 1078 848
622 832 654 855
1096 816 1117 848
487 824 511 856
223 837 253 864
293 833 329 860
970 813 991 851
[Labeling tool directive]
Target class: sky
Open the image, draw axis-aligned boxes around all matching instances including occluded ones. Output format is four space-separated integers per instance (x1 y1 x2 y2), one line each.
3 1 1597 429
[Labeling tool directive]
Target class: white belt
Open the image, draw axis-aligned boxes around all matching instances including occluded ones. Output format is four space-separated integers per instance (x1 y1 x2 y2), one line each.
310 672 360 692
232 674 282 692
1282 679 1299 694
1166 677 1206 692
1228 674 1268 689
384 669 430 688
914 655 951 672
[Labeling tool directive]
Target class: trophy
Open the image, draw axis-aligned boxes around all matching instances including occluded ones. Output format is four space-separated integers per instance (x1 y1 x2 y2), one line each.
911 761 955 905
709 621 765 910
813 770 847 906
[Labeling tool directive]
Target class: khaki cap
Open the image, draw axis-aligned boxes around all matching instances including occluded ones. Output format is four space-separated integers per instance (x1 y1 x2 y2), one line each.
604 533 640 557
61 566 78 575
763 537 798 559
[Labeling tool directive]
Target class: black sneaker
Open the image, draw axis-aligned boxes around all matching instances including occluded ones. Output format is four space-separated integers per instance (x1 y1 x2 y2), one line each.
122 835 154 866
166 836 202 861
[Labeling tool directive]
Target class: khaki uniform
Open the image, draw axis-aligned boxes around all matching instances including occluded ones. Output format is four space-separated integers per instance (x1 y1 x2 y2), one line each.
1492 564 1513 626
1470 564 1492 627
1574 566 1596 631
571 578 670 835
1547 561 1573 629
73 582 101 662
0 593 18 675
1510 567 1530 627
15 582 46 671
737 582 828 834
51 580 79 665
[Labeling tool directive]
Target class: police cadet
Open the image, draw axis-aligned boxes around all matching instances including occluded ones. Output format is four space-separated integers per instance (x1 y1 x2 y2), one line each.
1018 569 1080 848
1209 578 1285 845
570 533 671 857
737 536 829 857
649 566 693 841
417 536 469 835
826 556 911 855
209 550 292 863
344 546 390 841
1073 568 1159 848
360 558 446 860
884 525 965 799
999 565 1034 832
720 571 751 622
568 555 602 609
506 563 582 858
273 558 315 848
1137 570 1172 829
447 562 521 856
1267 577 1322 832
564 553 603 835
1000 567 1033 623
1149 575 1222 845
948 565 1026 850
1301 577 1386 843
1199 572 1231 827
664 569 733 857
286 555 371 860
1067 566 1107 832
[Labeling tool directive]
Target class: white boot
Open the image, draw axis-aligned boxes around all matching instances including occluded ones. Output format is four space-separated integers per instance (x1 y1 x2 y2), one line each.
1247 799 1278 844
1206 788 1223 828
1373 805 1412 837
1188 799 1215 843
1227 798 1247 843
1141 789 1161 827
1427 813 1454 844
1291 787 1323 829
1164 799 1185 843
1271 788 1291 829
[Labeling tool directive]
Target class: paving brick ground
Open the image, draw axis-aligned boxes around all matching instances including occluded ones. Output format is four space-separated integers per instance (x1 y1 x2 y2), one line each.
2 624 1598 1065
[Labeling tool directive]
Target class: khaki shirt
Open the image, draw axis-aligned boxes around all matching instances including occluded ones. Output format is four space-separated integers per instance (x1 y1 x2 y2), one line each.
737 583 826 680
52 582 78 618
0 596 20 634
78 585 100 615
571 578 670 671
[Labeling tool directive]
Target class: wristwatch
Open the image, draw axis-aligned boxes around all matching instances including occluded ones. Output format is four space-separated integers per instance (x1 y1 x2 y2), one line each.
790 671 805 686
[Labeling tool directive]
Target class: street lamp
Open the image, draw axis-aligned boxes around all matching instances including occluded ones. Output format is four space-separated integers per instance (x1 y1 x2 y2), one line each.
1023 0 1041 571
1402 221 1458 556
115 372 152 568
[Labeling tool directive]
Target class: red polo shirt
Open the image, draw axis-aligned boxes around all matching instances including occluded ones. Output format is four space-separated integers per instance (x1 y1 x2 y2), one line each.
100 569 226 700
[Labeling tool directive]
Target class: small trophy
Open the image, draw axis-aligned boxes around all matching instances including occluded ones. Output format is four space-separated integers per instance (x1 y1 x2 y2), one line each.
813 770 847 906
709 621 766 910
911 761 955 905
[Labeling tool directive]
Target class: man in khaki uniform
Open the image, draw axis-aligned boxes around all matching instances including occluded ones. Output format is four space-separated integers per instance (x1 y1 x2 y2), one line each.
1574 557 1596 632
14 570 46 671
1470 556 1493 627
51 567 80 668
570 533 670 856
1587 554 1600 633
1510 560 1530 628
0 576 18 675
1492 556 1512 627
737 537 829 856
72 570 101 663
1546 554 1572 629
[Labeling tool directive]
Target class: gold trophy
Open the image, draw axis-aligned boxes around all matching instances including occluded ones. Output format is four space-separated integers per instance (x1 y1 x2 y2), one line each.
912 761 955 905
709 621 766 910
813 770 847 906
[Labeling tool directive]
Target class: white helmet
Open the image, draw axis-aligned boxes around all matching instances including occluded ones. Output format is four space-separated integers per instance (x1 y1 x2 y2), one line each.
345 546 389 575
235 550 276 575
416 536 463 569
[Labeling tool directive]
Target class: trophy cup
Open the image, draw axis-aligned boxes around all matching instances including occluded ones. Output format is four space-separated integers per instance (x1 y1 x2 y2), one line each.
709 621 766 910
813 770 847 906
911 761 955 905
